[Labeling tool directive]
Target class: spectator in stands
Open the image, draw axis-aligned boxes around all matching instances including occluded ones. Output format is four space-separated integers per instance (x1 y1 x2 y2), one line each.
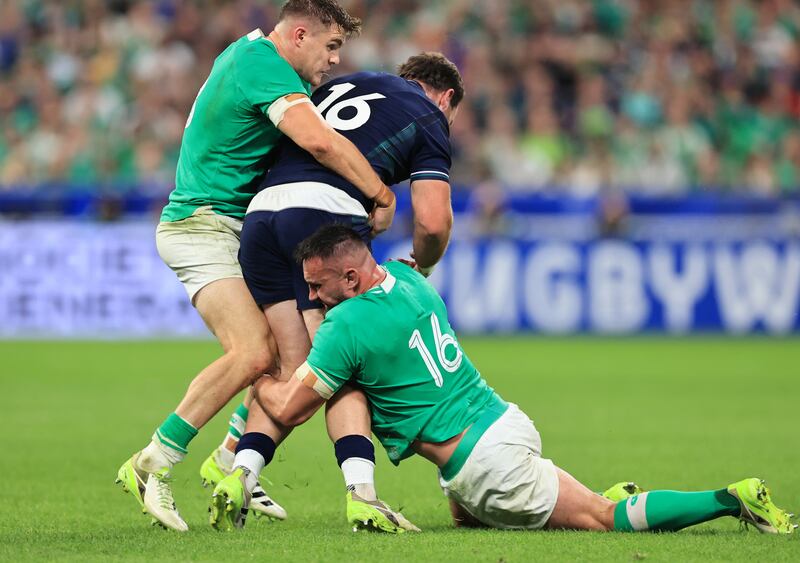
1 0 799 198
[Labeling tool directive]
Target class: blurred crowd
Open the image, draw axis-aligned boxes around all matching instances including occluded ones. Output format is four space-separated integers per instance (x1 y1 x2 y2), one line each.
2 0 800 198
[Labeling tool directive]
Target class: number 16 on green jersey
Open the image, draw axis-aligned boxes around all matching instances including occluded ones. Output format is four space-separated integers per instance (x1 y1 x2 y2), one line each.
409 313 464 388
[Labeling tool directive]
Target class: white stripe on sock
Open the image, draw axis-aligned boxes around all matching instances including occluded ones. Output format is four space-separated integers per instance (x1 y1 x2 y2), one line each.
155 430 186 454
230 414 246 435
150 433 185 465
626 492 650 531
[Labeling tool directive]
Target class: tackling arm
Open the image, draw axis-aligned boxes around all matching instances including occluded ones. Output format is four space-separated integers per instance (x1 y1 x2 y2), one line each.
253 362 327 428
274 95 396 233
410 178 453 274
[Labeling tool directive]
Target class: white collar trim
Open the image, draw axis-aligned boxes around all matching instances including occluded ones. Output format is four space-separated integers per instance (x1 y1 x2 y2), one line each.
247 28 265 41
378 266 396 293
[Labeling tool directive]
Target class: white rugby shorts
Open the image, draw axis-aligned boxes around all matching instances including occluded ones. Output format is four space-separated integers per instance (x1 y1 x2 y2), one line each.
439 403 559 529
156 205 243 303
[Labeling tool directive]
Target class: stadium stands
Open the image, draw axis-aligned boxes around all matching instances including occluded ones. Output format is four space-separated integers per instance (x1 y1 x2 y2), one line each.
1 0 799 198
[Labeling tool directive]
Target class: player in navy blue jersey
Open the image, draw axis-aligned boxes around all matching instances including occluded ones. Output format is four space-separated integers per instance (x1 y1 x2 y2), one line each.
209 53 465 533
257 70 454 215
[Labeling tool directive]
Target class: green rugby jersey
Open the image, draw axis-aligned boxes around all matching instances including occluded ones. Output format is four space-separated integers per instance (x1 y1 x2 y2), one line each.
162 29 311 222
306 261 507 471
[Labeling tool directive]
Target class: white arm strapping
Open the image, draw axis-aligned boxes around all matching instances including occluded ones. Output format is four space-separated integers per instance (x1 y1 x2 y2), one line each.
268 95 314 127
294 361 335 400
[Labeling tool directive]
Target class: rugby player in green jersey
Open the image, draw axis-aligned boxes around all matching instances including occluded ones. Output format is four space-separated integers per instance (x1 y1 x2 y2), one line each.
116 0 397 532
215 225 795 535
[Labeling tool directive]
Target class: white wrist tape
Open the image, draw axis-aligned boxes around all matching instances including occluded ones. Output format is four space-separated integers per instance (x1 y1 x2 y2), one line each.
268 95 313 126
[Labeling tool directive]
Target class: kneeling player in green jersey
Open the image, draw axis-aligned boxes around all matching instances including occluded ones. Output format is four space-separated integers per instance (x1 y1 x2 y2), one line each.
220 225 796 534
116 0 399 532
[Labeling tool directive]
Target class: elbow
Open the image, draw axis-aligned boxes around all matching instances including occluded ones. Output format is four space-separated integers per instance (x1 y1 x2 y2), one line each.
254 393 296 428
306 135 335 162
272 404 308 428
271 404 295 427
252 378 314 428
416 213 452 242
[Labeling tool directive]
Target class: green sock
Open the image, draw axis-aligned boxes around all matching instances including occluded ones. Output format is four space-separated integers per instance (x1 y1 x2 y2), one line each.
225 402 249 443
155 412 198 456
614 489 740 532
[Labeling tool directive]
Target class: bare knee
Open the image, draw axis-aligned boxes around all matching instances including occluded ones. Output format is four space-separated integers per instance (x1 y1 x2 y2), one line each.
227 339 274 386
244 348 273 380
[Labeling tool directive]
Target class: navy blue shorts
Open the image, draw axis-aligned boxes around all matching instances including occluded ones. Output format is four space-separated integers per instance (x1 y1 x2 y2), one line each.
239 209 372 310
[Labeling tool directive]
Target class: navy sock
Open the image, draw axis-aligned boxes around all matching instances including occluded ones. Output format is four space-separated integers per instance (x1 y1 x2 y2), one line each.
236 432 276 466
334 434 375 466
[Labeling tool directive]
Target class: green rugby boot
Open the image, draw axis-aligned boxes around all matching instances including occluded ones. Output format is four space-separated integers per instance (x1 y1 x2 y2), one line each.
602 482 644 502
116 454 147 509
210 467 251 531
347 489 421 533
200 448 228 489
727 478 796 534
201 447 287 520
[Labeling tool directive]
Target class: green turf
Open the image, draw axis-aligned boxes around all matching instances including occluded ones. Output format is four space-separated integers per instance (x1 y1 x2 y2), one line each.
1 338 798 562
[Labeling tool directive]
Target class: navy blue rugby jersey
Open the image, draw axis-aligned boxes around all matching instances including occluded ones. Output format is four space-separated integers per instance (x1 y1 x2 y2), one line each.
260 72 452 211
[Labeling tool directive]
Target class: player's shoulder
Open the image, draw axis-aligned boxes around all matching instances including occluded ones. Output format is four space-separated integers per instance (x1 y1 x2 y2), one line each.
235 31 277 58
328 72 435 107
383 261 445 305
383 260 422 281
317 297 378 346
375 262 435 303
330 263 420 314
235 33 294 72
330 71 404 89
233 33 309 94
316 72 445 132
320 296 367 330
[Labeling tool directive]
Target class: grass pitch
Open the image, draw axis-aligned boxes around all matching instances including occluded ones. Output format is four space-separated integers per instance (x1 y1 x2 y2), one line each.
1 337 798 562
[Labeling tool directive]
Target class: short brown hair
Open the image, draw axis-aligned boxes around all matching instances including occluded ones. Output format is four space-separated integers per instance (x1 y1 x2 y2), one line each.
398 52 464 108
279 0 362 37
295 225 367 263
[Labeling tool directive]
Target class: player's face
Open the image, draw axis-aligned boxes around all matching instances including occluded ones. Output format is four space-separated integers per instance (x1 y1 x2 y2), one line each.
297 23 345 87
303 257 351 308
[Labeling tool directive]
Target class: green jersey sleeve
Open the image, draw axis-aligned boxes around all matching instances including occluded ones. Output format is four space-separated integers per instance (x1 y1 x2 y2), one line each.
236 39 311 120
306 309 359 396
